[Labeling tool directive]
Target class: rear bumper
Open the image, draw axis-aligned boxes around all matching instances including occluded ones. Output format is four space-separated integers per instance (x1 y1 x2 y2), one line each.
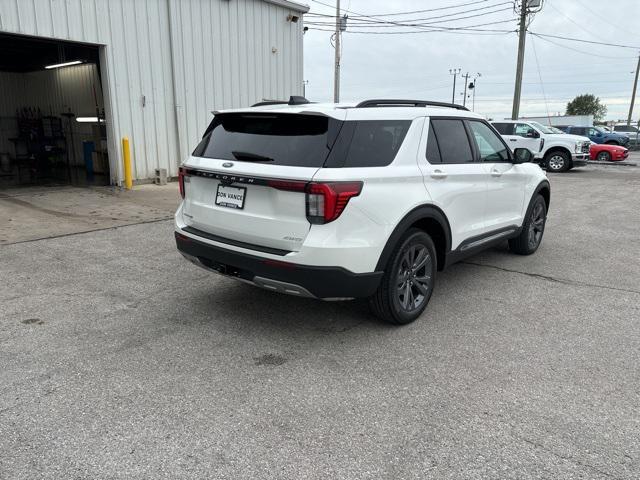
175 231 382 299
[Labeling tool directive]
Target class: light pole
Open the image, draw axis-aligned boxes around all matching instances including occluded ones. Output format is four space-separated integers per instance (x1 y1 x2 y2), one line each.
469 73 481 112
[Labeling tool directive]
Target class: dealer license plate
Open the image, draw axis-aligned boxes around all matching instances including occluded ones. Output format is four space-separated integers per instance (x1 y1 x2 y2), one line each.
215 184 246 209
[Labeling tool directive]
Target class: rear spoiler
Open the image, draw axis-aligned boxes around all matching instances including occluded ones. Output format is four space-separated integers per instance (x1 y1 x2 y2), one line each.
212 96 312 114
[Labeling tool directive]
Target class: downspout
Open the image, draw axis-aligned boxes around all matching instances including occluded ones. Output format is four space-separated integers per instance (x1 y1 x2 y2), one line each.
165 0 184 172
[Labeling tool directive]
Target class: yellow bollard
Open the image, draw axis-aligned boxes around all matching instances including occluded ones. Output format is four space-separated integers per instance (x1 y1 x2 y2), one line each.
122 137 133 190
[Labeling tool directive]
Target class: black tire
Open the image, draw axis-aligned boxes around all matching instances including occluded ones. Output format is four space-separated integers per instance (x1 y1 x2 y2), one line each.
509 194 547 255
596 151 611 162
544 150 570 172
369 229 437 325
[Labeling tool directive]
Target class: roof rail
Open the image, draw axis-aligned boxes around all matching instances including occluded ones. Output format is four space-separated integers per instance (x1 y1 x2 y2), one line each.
251 96 312 107
355 99 469 111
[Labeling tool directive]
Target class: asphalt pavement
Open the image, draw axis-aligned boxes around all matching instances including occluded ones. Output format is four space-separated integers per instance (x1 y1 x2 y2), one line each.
1 164 639 479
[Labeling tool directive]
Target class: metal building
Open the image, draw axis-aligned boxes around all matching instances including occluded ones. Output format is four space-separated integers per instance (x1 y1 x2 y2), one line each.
0 0 308 187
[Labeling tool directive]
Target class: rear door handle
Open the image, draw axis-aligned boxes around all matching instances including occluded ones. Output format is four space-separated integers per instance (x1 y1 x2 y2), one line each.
491 168 502 177
430 169 447 179
509 139 517 142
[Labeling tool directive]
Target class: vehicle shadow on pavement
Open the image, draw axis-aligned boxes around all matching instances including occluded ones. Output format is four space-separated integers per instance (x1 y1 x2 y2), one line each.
178 279 388 334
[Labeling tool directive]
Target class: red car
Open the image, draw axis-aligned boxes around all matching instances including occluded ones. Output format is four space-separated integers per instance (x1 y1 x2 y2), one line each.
590 143 629 162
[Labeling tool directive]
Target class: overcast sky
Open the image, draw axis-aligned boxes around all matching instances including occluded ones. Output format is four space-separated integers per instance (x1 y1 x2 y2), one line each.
302 0 640 121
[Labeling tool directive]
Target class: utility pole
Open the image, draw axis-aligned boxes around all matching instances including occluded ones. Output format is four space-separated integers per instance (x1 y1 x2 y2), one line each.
627 53 640 125
511 0 544 120
333 0 341 103
461 72 470 107
449 68 461 104
303 80 309 97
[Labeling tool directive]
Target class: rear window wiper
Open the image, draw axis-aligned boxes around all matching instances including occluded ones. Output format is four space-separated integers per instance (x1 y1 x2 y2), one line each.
231 151 275 162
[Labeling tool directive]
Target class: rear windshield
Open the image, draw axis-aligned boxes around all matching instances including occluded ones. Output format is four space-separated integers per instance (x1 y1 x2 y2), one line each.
193 113 411 168
193 113 335 167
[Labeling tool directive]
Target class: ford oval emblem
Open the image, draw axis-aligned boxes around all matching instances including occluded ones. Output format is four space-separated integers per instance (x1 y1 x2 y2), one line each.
222 162 234 168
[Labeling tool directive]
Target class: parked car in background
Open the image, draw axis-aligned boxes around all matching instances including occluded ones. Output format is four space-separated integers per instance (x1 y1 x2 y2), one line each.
613 124 640 145
562 126 629 146
491 120 590 172
590 143 629 162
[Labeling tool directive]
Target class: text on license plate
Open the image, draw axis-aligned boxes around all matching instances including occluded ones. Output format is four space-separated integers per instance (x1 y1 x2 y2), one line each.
215 184 246 209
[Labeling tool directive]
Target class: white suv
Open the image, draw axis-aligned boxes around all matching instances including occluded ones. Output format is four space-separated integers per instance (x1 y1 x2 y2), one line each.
491 120 591 172
175 98 550 324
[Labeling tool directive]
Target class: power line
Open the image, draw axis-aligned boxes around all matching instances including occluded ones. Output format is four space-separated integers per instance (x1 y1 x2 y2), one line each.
306 0 511 20
529 32 640 50
545 1 612 44
530 33 638 59
309 0 514 32
339 0 496 17
305 7 514 29
309 0 499 18
306 18 516 35
306 24 514 35
306 17 516 31
307 2 513 25
574 0 639 39
530 34 551 121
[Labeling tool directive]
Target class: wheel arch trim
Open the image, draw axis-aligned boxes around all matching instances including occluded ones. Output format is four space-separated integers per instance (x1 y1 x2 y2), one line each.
532 179 551 212
375 204 452 272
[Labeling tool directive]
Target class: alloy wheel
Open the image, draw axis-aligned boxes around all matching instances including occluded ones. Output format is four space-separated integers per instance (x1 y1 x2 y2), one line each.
528 202 545 249
396 244 433 313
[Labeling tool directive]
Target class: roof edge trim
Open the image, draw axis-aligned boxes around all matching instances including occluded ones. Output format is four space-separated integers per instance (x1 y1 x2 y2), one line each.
262 0 310 13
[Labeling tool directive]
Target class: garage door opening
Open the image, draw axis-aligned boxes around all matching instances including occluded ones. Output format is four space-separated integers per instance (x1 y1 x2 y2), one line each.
0 33 109 189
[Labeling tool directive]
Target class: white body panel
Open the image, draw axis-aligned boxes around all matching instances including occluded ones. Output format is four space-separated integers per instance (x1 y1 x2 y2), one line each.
182 157 320 252
503 133 541 155
416 120 488 249
176 103 549 280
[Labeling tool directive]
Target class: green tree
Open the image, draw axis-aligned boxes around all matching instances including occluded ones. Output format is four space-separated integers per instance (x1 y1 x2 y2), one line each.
565 94 607 121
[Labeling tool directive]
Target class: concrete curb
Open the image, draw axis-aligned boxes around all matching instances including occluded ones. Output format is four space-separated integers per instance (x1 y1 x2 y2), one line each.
587 161 637 167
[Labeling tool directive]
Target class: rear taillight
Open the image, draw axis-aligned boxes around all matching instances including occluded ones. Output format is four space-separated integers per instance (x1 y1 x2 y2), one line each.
178 167 187 198
267 179 363 224
305 181 363 224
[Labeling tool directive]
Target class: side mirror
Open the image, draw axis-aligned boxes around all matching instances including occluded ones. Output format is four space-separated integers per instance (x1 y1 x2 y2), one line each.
526 131 535 138
512 148 533 164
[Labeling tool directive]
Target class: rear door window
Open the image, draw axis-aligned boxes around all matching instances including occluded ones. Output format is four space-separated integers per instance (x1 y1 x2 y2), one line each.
193 113 336 167
430 119 474 164
492 123 514 135
341 120 411 167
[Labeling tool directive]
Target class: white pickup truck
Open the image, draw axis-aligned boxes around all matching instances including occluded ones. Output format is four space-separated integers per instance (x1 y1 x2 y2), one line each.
491 120 591 172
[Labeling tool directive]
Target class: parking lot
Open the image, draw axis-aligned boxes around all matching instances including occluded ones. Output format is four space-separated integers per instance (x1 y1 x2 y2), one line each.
1 162 639 479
